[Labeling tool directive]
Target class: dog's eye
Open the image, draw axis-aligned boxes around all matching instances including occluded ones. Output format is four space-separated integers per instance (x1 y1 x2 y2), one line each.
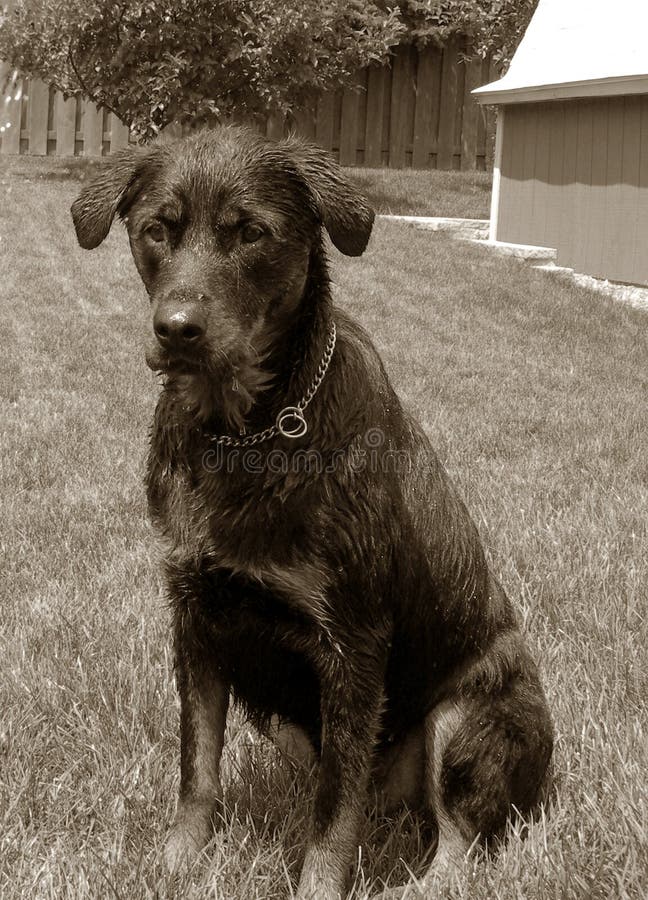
146 223 166 243
241 224 264 244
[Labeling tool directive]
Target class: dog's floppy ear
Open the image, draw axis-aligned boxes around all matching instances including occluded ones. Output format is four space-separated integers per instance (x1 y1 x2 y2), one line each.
285 138 374 256
71 147 157 249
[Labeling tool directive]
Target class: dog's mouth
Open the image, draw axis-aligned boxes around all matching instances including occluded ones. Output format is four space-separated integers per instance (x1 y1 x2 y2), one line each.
145 340 274 432
145 345 206 375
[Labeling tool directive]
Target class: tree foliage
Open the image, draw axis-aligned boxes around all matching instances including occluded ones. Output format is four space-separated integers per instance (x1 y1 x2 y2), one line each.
0 1 405 139
0 1 537 140
383 1 538 66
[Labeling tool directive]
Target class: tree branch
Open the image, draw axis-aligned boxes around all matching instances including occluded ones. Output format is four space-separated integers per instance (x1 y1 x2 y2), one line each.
67 42 123 124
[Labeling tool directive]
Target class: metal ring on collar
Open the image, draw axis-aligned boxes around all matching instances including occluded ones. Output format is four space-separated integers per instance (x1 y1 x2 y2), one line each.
276 406 308 439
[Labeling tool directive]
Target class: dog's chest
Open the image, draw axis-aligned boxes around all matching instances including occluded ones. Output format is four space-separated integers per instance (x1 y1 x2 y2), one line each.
151 460 339 637
153 459 306 554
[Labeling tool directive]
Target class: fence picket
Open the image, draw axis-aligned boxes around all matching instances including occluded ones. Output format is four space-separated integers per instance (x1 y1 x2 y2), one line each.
412 46 441 168
364 66 388 167
27 79 49 154
339 80 364 166
389 45 417 168
437 40 460 169
315 92 336 154
461 57 483 171
81 99 103 157
55 92 76 156
109 113 131 150
0 67 21 155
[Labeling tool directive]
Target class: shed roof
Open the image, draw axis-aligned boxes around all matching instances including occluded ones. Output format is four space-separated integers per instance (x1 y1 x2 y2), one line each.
473 0 648 104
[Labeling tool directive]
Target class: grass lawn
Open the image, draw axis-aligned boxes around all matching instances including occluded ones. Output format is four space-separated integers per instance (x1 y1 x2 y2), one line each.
1 169 647 899
347 169 493 219
0 154 493 220
348 167 491 219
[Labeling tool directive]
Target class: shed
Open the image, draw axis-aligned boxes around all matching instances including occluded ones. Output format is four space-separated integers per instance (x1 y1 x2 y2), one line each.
473 0 648 286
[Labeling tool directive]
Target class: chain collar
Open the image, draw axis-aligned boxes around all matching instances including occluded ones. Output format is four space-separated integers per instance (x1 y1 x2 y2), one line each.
209 322 337 447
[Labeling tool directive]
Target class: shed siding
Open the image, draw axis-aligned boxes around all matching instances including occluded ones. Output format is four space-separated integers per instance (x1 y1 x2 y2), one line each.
497 97 648 286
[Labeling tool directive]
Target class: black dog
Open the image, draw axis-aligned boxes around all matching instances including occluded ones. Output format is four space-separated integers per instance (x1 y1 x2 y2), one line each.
71 127 553 899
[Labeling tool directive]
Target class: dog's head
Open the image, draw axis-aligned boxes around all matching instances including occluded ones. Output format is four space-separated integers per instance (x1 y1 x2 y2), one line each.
71 126 374 429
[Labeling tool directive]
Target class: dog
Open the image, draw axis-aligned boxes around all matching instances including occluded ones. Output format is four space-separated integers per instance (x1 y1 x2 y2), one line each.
71 126 553 899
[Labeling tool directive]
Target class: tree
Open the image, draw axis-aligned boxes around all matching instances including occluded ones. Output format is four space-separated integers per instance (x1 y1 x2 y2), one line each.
385 1 538 68
0 1 405 140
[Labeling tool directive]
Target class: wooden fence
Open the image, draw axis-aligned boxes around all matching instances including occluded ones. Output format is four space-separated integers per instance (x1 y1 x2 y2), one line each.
1 41 497 169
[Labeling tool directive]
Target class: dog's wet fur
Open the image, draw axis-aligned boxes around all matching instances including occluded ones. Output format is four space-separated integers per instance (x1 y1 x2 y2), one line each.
72 126 553 899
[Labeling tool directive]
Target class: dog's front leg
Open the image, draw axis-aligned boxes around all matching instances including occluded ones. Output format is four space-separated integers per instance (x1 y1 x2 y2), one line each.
165 615 229 871
297 655 385 900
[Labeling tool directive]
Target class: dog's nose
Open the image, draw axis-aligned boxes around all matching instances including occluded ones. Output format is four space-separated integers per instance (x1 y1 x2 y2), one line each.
153 300 206 351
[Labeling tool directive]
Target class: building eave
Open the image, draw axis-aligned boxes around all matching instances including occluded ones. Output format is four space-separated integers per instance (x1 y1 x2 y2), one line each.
473 74 648 105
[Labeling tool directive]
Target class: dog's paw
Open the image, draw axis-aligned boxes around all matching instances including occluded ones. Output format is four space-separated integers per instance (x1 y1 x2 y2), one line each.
164 811 215 872
295 872 345 900
370 885 422 900
372 856 464 899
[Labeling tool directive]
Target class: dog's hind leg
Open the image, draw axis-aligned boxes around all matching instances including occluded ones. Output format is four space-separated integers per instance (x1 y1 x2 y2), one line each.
372 724 425 814
422 699 473 884
418 652 553 892
266 714 317 768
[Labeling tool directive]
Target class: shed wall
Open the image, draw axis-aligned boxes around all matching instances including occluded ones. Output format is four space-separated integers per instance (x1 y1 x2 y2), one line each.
497 97 648 286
